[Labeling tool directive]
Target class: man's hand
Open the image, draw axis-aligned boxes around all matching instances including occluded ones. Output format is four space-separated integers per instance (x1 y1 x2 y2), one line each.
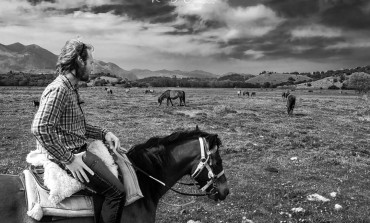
65 152 94 183
105 132 120 153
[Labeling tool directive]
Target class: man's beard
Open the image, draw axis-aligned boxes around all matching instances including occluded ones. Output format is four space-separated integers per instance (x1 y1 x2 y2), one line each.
75 66 89 82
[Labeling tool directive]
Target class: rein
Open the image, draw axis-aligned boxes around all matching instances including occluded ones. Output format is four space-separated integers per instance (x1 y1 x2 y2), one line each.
126 137 223 197
129 162 210 197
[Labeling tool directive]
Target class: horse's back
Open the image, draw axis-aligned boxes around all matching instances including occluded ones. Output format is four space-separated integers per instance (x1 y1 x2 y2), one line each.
169 90 181 98
0 174 32 223
287 94 296 104
0 174 93 223
287 94 296 114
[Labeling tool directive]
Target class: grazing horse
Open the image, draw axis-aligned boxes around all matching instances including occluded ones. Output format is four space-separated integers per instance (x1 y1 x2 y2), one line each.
0 128 229 223
287 94 296 115
243 91 249 97
145 89 154 94
282 91 290 99
251 92 256 97
33 100 40 107
158 90 186 106
104 87 113 94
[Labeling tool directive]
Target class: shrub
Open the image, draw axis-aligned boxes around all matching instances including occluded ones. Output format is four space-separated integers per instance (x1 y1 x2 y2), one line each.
348 72 370 93
328 85 340 90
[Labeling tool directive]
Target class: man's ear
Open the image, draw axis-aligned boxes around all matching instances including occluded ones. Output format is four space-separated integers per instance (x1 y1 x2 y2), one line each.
76 55 85 66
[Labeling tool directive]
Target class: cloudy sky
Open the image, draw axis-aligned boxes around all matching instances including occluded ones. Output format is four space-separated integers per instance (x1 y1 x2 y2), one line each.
1 0 370 75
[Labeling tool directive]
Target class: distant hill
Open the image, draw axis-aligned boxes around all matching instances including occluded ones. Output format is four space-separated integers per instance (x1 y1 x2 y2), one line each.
296 76 345 89
0 42 57 73
0 42 137 80
94 60 137 80
245 73 312 86
218 72 255 81
131 69 217 79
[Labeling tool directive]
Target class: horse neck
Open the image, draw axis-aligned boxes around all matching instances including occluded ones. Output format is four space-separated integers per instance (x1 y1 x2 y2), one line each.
157 139 200 196
158 93 166 101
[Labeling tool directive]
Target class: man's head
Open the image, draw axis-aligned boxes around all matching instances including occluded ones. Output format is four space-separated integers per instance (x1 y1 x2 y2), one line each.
56 39 94 82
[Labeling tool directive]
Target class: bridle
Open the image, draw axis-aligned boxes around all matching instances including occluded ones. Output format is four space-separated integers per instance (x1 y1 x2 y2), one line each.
190 137 225 192
128 137 225 197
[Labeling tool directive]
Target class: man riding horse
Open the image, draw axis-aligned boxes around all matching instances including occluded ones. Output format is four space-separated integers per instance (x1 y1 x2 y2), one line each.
31 38 125 223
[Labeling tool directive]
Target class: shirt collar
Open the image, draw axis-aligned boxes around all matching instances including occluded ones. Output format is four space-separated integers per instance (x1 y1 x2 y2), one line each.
59 74 78 90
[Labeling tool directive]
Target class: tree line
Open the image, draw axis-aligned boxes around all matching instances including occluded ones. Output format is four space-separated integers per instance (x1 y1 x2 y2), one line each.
136 76 262 88
1 70 369 93
0 72 56 86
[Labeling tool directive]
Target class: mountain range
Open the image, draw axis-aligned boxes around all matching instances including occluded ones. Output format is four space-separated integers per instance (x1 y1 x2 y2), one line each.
129 69 217 79
0 42 223 80
0 42 56 73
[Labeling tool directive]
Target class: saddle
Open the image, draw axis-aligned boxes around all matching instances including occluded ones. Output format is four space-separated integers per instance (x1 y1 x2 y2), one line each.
24 142 144 221
23 168 94 221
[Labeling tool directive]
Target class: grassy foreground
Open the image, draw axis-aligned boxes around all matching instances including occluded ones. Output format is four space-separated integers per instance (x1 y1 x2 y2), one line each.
0 86 369 223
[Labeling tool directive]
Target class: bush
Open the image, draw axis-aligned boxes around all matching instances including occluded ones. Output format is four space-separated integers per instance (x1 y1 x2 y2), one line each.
328 85 340 90
348 72 370 93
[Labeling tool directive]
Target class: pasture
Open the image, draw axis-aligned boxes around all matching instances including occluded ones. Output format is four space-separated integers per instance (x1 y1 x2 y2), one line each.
0 86 370 223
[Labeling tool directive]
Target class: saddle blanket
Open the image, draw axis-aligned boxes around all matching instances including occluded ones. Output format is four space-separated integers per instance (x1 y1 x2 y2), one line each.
25 141 143 221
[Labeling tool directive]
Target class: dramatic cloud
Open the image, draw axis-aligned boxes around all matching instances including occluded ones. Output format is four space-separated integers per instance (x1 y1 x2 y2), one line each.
0 0 369 74
173 1 285 39
291 25 342 39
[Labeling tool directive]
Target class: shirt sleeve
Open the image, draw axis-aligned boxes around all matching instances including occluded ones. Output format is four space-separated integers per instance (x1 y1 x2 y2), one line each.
85 124 108 141
31 87 74 164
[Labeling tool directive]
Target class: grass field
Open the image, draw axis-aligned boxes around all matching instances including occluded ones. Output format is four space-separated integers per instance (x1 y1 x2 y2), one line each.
1 86 370 223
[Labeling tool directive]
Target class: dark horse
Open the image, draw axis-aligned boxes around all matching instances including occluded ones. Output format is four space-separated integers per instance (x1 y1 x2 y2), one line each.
104 87 113 94
243 91 249 97
0 128 229 223
282 91 290 99
158 90 186 106
33 100 40 107
287 94 296 115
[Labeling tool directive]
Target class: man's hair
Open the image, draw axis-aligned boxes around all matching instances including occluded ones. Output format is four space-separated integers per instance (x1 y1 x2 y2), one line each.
56 39 94 75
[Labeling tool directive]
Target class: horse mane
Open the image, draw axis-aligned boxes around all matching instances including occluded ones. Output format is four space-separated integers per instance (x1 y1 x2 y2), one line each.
158 90 170 101
127 128 221 198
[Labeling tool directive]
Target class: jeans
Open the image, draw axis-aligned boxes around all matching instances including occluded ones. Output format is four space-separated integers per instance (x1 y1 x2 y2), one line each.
82 151 125 223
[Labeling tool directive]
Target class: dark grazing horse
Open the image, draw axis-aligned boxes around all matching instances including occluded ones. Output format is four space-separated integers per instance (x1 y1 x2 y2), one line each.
145 89 154 94
104 87 113 94
158 90 186 106
282 91 290 99
243 91 249 97
287 94 296 115
0 128 229 223
251 92 256 97
33 100 40 107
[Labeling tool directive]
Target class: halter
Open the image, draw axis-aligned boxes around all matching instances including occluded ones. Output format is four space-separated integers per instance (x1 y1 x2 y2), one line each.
190 137 225 192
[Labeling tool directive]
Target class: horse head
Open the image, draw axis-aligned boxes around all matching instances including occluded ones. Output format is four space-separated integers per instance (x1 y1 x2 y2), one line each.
189 134 229 201
127 128 229 207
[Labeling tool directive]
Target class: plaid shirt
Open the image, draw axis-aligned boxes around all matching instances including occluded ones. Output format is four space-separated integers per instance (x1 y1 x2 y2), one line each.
31 75 108 164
